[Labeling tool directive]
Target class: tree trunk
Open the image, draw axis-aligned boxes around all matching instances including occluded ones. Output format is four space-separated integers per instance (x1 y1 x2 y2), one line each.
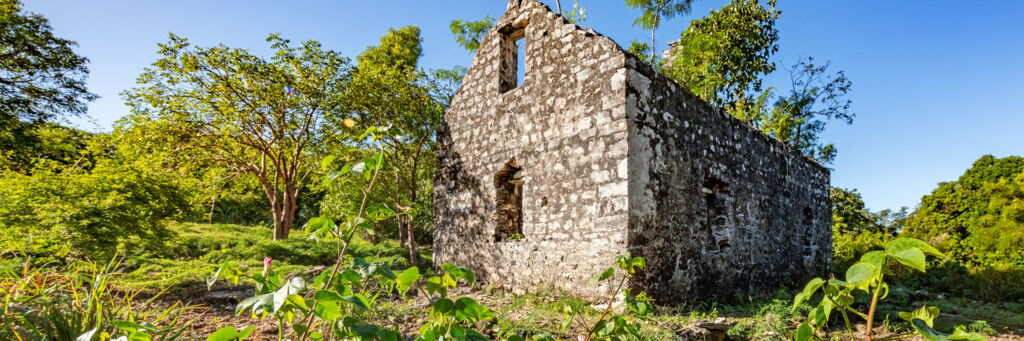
403 175 419 267
650 17 658 64
398 220 408 248
400 215 418 267
272 185 300 240
395 171 408 248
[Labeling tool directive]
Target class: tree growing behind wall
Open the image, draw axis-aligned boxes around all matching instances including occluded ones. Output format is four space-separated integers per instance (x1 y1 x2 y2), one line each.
122 33 351 240
335 26 461 266
626 0 694 65
662 0 853 164
662 0 778 118
450 16 495 53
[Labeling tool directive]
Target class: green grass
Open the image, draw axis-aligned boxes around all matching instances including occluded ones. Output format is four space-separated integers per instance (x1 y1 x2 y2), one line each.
117 221 430 296
46 221 1020 339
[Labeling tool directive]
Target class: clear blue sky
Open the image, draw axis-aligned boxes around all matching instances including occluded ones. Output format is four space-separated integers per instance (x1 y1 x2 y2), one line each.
23 0 1024 212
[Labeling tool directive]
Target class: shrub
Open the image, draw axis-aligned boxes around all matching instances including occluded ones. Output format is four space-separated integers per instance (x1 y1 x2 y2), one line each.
0 159 188 257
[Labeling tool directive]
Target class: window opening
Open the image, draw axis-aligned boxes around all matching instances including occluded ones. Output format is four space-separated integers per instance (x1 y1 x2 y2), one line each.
500 25 527 92
493 158 524 241
702 176 731 251
802 205 814 257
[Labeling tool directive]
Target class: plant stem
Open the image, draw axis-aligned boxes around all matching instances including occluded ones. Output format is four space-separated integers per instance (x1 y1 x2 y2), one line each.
840 309 854 340
590 273 628 335
297 149 385 341
278 316 284 341
865 286 881 341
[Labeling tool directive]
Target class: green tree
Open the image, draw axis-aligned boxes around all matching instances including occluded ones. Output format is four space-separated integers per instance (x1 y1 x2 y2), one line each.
902 155 1024 266
0 0 96 124
449 16 494 53
1 0 98 173
662 0 778 116
626 0 694 64
341 26 453 266
761 57 853 163
0 157 188 257
830 187 891 268
122 33 351 240
663 0 853 164
0 121 94 173
627 39 652 64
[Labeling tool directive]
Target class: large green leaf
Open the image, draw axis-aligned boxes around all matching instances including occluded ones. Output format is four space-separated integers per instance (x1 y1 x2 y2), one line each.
272 277 306 312
792 277 824 311
313 302 342 320
396 267 420 298
910 318 987 341
886 238 943 257
889 247 927 272
454 297 494 322
590 267 615 285
313 290 343 303
859 250 886 275
340 294 371 311
320 155 337 171
206 326 254 341
845 263 876 286
236 292 273 316
794 322 814 341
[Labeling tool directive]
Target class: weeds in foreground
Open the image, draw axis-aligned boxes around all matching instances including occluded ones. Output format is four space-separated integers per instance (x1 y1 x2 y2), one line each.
0 253 196 340
204 126 657 341
793 237 988 341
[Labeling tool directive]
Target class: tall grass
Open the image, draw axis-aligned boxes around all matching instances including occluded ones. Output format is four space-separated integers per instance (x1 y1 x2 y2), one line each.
0 253 196 340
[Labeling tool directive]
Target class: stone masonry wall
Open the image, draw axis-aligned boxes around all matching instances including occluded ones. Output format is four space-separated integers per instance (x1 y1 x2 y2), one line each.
434 0 634 299
623 56 832 303
436 0 832 304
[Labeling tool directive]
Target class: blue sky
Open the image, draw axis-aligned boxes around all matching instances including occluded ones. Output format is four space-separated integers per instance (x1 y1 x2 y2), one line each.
23 0 1024 212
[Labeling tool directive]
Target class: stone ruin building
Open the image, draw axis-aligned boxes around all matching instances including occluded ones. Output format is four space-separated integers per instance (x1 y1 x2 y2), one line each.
433 0 831 304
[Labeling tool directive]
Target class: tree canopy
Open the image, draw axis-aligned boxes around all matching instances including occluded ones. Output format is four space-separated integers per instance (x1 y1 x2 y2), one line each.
449 16 494 53
626 0 694 64
662 0 852 164
0 0 96 124
903 155 1024 266
122 33 352 240
662 0 778 115
340 25 457 266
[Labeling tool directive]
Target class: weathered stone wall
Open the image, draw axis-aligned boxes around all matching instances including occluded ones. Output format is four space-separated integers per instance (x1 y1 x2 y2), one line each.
435 0 832 304
623 56 832 303
434 0 633 299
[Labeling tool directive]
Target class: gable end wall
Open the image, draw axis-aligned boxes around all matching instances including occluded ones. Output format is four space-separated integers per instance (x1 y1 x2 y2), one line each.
434 0 635 299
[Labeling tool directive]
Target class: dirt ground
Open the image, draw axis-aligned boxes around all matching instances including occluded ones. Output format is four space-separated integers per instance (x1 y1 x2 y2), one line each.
164 285 1024 341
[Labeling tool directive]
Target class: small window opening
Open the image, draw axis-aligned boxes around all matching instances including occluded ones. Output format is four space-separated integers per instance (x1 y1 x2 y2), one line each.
494 158 524 241
702 176 731 252
802 205 814 257
500 24 527 92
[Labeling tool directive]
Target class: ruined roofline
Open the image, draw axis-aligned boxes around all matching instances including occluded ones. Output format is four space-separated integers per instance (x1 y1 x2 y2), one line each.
457 0 828 173
623 51 831 174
